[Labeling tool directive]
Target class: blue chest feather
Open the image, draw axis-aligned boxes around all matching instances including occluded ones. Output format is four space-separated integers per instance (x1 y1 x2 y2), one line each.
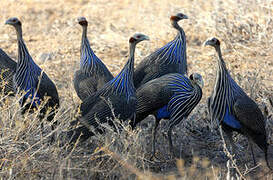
20 73 41 107
17 62 42 108
223 106 241 129
154 34 186 65
156 105 171 119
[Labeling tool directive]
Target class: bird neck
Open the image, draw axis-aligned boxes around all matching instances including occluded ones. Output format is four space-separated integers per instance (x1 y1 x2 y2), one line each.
215 46 228 74
176 24 187 74
116 43 135 82
80 25 99 71
129 42 136 62
163 20 187 74
190 79 203 95
171 20 184 35
15 25 23 41
109 42 136 98
126 43 136 77
81 25 88 39
15 26 36 67
194 82 203 96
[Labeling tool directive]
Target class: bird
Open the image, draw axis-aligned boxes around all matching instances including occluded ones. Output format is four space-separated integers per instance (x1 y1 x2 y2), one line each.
205 37 271 169
5 17 60 134
62 33 149 144
0 48 17 96
133 13 188 89
132 73 203 157
73 17 113 101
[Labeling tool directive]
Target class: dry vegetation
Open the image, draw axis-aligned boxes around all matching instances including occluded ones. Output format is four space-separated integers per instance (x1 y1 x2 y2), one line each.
0 0 273 179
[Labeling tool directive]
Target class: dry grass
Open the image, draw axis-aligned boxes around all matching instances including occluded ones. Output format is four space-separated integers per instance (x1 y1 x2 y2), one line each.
0 0 273 179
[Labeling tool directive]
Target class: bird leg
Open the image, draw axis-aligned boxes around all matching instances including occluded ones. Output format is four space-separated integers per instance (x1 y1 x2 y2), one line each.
151 118 160 160
49 121 59 143
248 139 257 167
220 126 238 155
167 118 181 157
40 122 44 131
264 147 272 170
225 131 237 155
168 125 174 156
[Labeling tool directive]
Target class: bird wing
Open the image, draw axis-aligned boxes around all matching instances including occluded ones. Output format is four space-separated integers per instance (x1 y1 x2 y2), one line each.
135 77 173 125
79 98 113 130
0 48 17 94
0 48 17 70
134 54 158 88
233 96 266 134
80 92 101 116
37 72 59 104
73 70 97 100
136 79 172 112
80 95 136 131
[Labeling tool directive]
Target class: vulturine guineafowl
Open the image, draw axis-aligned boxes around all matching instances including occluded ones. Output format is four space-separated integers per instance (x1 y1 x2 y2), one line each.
62 33 149 144
0 48 17 95
74 17 113 101
205 37 271 170
5 17 60 137
132 73 203 158
134 13 188 89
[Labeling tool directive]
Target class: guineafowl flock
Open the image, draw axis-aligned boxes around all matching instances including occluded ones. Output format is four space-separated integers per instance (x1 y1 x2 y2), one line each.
0 14 271 170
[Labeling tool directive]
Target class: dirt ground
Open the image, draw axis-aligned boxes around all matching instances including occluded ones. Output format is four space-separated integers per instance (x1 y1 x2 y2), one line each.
0 0 273 179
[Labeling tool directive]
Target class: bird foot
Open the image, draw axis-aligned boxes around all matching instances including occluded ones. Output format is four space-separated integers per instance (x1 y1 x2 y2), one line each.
150 152 162 162
150 156 160 162
48 133 56 144
149 152 169 163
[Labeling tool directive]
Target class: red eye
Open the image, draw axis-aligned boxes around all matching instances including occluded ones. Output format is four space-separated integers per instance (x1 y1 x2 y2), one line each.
136 35 141 39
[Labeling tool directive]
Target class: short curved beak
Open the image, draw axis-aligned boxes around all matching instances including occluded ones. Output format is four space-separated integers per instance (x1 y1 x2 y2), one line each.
143 35 150 41
142 34 150 41
183 15 189 19
204 40 211 47
199 79 204 88
5 20 10 25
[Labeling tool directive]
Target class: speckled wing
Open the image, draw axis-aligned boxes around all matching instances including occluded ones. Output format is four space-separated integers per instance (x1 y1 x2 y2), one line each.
37 72 59 102
26 71 59 121
0 48 17 95
73 70 97 100
233 96 266 134
74 68 113 101
79 94 136 131
135 77 173 125
133 52 160 88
